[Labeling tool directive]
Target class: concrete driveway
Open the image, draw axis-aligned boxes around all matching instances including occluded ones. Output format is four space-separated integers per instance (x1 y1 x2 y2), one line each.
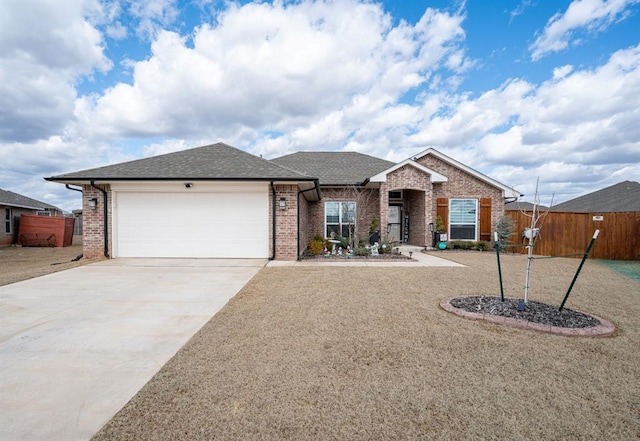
0 258 265 441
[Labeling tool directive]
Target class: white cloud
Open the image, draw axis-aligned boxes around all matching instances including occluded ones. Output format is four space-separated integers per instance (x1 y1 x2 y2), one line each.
83 1 468 147
552 64 574 79
1 0 638 211
530 0 640 60
127 0 180 39
509 0 534 23
0 0 111 142
107 22 128 39
471 44 640 198
0 136 131 212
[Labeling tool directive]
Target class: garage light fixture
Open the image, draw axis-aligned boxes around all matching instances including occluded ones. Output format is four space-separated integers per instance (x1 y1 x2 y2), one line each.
279 197 286 210
88 197 98 210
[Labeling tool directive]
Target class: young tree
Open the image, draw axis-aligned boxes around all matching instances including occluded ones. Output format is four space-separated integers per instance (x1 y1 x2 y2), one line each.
495 216 513 251
342 186 380 248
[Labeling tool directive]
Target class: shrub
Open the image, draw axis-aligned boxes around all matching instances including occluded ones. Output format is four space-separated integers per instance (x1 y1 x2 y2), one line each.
330 235 350 248
448 240 489 251
378 240 392 254
309 238 325 256
354 246 368 256
449 240 472 250
496 216 514 251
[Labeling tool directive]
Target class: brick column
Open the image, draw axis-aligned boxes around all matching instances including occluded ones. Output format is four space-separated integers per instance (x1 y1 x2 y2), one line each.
274 184 298 260
82 184 111 259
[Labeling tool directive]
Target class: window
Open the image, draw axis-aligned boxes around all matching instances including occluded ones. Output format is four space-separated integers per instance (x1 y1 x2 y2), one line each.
449 199 477 240
325 201 356 238
5 208 11 234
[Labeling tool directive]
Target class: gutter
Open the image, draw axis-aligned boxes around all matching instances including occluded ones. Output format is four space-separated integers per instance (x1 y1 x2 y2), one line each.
297 179 321 260
270 181 276 260
90 181 110 258
65 184 83 193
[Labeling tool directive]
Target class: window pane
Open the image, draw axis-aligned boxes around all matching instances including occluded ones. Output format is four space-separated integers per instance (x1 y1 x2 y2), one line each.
341 225 351 238
342 202 356 221
327 225 339 237
451 225 475 240
450 199 476 240
450 199 476 224
326 202 339 224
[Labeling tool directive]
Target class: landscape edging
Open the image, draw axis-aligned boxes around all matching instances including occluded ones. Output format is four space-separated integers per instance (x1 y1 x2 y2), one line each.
440 297 616 337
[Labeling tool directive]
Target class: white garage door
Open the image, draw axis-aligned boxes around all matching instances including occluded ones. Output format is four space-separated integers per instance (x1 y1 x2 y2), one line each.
113 183 269 258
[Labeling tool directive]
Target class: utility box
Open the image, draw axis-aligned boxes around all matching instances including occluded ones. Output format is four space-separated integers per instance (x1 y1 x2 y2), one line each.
18 214 75 247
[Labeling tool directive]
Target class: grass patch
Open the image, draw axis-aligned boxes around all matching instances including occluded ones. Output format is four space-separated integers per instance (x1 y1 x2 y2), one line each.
93 254 640 441
597 260 640 281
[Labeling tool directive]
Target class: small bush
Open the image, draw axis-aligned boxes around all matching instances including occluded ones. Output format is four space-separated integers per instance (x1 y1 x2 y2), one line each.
354 246 368 256
449 240 473 250
309 238 325 256
378 241 392 254
496 216 514 251
448 240 489 251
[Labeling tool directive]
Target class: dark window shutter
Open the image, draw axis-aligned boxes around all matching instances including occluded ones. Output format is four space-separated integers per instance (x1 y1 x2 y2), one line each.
479 198 492 242
436 198 448 232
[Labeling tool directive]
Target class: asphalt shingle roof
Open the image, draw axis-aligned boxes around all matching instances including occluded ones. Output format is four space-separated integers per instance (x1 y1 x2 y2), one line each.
552 181 640 213
505 201 548 211
271 152 395 186
0 189 60 211
47 143 314 182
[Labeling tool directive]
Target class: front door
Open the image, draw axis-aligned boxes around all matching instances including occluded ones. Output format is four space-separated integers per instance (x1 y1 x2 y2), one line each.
387 205 402 242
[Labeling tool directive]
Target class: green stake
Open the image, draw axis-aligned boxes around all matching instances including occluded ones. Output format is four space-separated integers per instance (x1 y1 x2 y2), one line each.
495 232 505 302
559 230 599 311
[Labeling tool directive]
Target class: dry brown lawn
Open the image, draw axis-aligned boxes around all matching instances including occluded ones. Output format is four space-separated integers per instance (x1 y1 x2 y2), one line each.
0 237 88 286
91 252 640 441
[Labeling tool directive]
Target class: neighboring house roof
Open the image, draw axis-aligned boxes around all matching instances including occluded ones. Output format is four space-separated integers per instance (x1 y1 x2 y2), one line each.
552 180 640 213
271 151 395 186
413 148 522 197
505 201 548 211
368 159 448 184
0 188 61 211
46 143 315 183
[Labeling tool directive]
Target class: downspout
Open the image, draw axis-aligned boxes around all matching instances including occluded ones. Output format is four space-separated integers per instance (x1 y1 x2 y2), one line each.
90 181 110 258
297 180 321 260
270 181 276 260
65 184 82 193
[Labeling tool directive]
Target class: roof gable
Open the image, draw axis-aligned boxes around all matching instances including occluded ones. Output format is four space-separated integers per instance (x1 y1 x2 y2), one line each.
47 143 314 183
368 159 447 183
552 180 640 212
271 151 395 186
414 148 521 196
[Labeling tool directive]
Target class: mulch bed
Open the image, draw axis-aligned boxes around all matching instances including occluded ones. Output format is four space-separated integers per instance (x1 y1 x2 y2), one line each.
300 253 414 261
449 296 601 328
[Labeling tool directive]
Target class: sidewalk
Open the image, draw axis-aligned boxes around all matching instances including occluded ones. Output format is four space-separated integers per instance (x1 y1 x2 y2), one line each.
267 245 465 267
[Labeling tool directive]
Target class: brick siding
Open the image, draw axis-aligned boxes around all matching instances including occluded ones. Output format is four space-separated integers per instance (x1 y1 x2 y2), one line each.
81 184 112 259
303 187 380 249
79 154 506 259
418 155 505 239
271 184 299 260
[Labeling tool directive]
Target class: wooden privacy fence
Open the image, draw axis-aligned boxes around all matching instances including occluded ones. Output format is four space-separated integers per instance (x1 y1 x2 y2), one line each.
504 210 640 261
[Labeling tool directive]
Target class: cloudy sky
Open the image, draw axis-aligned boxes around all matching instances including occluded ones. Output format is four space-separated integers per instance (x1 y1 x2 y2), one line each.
1 0 638 212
